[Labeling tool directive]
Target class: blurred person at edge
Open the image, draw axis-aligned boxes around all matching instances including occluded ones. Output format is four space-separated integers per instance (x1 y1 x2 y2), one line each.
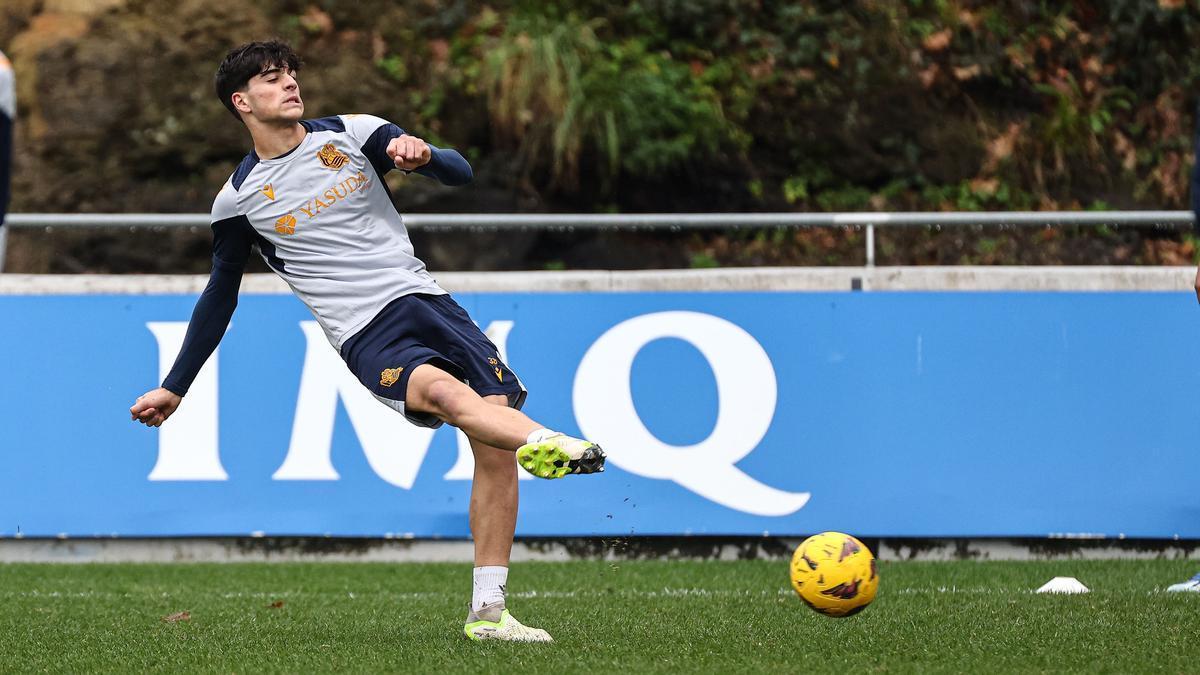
1194 104 1200 305
0 50 13 242
1173 106 1200 591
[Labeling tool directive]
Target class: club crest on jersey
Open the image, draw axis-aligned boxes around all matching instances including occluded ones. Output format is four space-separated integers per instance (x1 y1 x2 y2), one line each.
260 184 276 201
488 357 503 382
275 213 297 235
380 367 404 387
317 143 349 170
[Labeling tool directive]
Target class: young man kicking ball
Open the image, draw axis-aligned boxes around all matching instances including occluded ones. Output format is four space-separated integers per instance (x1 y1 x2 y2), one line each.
128 40 605 642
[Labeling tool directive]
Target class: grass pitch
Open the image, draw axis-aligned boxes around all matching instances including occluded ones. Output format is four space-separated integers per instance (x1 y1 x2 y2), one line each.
0 559 1198 673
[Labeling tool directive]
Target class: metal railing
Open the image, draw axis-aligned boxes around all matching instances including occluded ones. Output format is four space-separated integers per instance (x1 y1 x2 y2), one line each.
1 210 1194 272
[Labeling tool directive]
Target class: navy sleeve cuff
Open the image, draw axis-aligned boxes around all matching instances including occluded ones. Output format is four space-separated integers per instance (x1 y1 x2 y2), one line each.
415 145 473 186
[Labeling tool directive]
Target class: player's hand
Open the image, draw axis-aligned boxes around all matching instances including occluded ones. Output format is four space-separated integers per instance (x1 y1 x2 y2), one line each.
1194 265 1200 306
387 134 431 171
130 387 182 428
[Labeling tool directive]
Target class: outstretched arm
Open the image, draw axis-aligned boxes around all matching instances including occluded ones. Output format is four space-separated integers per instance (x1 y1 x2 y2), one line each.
387 134 473 186
130 216 251 427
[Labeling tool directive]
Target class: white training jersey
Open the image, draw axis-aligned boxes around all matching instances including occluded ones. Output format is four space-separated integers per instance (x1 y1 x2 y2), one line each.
210 114 455 350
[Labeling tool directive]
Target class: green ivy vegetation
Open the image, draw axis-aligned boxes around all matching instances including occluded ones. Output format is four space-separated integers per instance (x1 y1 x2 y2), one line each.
414 0 1186 214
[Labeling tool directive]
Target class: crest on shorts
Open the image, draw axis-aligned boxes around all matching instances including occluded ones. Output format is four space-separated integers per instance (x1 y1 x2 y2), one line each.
317 143 349 170
380 367 404 387
275 213 297 235
488 357 503 383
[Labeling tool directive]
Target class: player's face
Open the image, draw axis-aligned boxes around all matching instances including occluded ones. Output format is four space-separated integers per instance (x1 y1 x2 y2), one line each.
241 65 304 123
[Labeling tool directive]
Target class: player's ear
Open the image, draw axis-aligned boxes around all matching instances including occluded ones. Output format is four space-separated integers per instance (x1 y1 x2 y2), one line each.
231 91 252 116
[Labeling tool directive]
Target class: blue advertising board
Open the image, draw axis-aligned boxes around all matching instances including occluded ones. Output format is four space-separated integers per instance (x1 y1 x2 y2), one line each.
0 290 1196 538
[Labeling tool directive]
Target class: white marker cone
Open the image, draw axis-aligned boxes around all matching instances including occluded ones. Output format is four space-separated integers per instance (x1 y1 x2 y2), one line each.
1035 576 1090 594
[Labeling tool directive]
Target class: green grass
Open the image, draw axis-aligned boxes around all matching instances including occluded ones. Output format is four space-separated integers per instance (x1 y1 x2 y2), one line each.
0 560 1198 673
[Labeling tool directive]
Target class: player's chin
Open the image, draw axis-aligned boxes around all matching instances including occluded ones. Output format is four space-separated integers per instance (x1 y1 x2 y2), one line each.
271 105 305 123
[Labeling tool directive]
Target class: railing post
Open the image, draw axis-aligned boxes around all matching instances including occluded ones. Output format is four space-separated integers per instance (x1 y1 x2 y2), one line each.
865 223 875 268
0 226 7 274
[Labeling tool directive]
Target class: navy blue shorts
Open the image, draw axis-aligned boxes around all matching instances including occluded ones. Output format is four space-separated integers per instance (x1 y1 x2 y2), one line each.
340 293 527 428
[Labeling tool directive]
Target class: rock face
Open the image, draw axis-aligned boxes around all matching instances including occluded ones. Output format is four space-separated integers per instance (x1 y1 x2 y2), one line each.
1 3 1197 272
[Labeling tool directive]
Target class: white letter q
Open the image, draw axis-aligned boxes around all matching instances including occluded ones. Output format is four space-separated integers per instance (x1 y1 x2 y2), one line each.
573 311 809 516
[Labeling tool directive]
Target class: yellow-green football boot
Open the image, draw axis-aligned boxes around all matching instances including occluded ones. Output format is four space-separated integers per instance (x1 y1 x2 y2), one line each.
516 433 606 479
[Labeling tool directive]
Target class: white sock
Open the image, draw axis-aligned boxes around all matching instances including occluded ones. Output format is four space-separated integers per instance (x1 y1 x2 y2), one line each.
526 428 559 445
472 566 509 611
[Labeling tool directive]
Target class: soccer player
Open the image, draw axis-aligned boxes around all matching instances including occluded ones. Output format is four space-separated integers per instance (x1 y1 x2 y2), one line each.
128 40 606 640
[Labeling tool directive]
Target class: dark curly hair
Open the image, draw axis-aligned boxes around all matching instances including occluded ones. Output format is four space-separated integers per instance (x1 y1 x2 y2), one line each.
214 40 303 121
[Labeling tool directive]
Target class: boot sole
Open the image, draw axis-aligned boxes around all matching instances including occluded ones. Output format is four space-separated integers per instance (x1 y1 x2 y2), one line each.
516 442 606 479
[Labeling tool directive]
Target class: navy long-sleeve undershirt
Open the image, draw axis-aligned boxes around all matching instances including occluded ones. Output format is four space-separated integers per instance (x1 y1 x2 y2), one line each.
0 108 10 227
161 216 252 396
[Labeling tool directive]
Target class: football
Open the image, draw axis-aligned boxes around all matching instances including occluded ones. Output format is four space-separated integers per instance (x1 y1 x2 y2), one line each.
790 531 879 617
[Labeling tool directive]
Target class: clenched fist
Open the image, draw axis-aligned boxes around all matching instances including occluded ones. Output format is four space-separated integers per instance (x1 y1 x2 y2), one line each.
130 387 182 428
387 134 431 171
